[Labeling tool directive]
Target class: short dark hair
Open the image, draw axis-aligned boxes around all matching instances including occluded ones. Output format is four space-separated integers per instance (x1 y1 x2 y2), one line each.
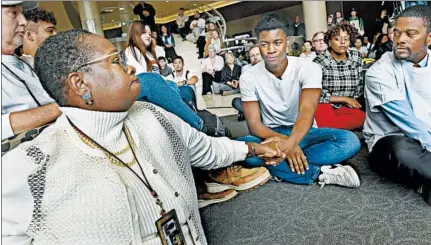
34 29 96 106
24 7 57 26
254 14 288 39
157 56 166 61
179 7 184 10
324 21 360 45
396 5 431 32
173 56 184 64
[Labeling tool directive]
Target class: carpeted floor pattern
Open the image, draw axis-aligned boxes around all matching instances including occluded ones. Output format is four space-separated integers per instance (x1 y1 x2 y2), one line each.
200 115 431 245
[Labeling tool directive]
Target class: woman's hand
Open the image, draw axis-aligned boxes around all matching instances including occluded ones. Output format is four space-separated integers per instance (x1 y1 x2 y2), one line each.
262 137 308 174
344 97 362 109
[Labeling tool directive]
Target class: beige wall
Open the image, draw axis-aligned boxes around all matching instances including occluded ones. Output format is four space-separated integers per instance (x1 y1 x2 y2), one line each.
225 4 303 37
39 1 74 32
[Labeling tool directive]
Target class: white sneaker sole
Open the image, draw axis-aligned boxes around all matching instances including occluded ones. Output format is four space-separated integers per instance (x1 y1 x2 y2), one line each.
343 165 361 188
206 170 271 193
198 190 238 209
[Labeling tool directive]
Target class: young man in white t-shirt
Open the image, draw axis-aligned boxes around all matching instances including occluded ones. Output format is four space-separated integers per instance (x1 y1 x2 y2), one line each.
166 56 198 106
364 5 431 206
238 15 361 188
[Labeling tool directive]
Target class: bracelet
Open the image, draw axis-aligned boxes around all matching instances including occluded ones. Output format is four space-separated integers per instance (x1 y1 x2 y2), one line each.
182 80 187 85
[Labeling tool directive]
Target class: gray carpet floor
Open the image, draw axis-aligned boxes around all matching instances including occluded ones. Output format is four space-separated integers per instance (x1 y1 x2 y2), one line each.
200 115 431 245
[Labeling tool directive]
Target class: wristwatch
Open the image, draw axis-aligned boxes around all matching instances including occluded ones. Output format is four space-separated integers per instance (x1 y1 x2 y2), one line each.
182 80 187 85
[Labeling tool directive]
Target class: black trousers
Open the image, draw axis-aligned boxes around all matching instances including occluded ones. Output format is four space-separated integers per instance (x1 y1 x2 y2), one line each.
202 71 221 95
177 27 187 39
369 135 431 189
197 36 206 58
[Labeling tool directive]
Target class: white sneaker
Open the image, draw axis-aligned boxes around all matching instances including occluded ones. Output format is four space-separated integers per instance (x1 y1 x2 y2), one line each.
318 164 360 188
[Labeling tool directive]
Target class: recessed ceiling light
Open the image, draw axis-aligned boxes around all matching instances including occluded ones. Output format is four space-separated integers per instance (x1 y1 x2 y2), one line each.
111 20 115 22
165 1 169 2
193 3 196 6
119 7 125 10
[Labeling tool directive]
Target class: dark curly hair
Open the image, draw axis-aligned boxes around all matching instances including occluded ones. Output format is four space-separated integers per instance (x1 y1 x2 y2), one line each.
255 13 288 39
34 29 96 106
24 7 56 32
324 21 360 46
397 5 431 32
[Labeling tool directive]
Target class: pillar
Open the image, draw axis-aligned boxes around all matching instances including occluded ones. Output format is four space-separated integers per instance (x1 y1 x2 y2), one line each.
77 1 104 37
302 1 327 40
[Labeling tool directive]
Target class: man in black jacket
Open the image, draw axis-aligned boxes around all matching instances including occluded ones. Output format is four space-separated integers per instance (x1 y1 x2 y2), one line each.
133 1 156 29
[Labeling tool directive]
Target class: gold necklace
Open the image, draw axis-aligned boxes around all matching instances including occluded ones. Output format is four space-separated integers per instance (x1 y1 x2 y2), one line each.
74 126 137 167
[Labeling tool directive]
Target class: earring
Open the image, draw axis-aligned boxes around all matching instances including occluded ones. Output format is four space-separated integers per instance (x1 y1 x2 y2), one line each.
82 91 94 105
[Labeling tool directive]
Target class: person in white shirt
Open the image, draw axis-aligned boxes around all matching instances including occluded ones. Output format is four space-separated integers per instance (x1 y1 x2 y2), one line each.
151 30 166 58
125 21 160 74
186 11 205 44
21 7 57 67
166 56 199 106
238 14 361 187
176 7 189 41
209 30 221 54
1 1 61 141
201 45 224 95
299 40 317 60
2 29 283 245
350 37 368 58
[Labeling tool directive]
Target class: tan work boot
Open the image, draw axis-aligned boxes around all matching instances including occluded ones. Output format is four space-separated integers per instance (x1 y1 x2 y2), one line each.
198 189 238 208
206 165 271 193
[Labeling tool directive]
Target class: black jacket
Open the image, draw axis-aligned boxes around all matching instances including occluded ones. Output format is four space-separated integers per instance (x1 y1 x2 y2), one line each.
133 3 156 28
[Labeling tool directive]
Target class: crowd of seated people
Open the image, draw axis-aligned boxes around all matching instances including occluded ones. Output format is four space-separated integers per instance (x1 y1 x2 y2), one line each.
1 2 431 245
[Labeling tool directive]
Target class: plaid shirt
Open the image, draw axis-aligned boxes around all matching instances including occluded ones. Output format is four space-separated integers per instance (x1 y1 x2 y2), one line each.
313 50 364 107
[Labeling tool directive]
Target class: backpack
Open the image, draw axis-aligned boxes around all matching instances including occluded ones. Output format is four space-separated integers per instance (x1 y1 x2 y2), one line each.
197 110 232 139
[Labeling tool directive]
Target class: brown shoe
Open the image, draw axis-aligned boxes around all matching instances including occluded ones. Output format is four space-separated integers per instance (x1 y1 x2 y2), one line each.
206 166 271 193
198 189 238 208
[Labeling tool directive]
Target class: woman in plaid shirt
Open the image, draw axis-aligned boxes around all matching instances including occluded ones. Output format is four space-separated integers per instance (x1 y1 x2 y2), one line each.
313 22 366 130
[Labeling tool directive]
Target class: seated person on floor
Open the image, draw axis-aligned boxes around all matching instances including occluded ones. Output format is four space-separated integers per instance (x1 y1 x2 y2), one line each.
21 7 57 66
201 45 224 95
208 30 222 54
160 25 177 63
233 45 262 121
166 56 198 106
237 14 361 188
363 5 431 206
157 56 172 77
2 29 283 245
217 52 241 95
203 22 218 57
313 21 366 130
150 30 166 58
1 2 61 144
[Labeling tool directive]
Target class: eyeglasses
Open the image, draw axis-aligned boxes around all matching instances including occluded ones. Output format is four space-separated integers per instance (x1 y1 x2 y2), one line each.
313 39 325 43
73 51 126 72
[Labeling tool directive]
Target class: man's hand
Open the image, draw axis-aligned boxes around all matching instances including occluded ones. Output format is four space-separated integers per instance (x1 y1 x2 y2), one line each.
176 81 184 87
263 137 309 174
250 141 285 166
143 10 150 17
344 97 362 109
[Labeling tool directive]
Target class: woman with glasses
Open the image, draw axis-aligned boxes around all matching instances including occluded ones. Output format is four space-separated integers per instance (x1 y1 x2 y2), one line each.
311 31 328 55
2 29 282 245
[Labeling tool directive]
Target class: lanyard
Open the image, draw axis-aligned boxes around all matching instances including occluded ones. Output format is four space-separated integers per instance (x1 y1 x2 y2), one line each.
2 61 41 107
67 117 167 217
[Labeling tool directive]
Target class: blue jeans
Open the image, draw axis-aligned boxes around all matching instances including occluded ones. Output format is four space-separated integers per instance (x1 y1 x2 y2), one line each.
137 73 204 130
232 97 243 114
237 127 361 185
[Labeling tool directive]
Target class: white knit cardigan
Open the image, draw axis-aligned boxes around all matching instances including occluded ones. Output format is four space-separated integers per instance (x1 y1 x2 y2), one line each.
2 102 248 245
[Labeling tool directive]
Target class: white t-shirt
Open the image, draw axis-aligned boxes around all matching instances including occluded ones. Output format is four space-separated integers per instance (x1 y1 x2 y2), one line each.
201 56 224 73
1 55 55 140
240 57 322 128
125 47 159 74
299 51 317 60
166 70 197 91
176 14 189 28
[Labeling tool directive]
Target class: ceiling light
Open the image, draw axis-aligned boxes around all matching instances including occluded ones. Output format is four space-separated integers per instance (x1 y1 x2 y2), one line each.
165 1 169 2
193 3 196 6
119 7 125 10
111 20 115 22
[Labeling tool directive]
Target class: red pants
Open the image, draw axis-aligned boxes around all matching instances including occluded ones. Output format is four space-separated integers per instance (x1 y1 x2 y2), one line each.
315 104 366 130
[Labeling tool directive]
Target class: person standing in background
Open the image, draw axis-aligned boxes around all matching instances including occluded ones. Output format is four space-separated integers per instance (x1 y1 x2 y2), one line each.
133 1 156 29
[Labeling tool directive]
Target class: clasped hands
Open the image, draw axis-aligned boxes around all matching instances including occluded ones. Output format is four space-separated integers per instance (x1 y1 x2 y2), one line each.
252 136 309 175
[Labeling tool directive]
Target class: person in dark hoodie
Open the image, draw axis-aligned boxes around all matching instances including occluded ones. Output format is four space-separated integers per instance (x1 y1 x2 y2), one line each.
133 1 156 29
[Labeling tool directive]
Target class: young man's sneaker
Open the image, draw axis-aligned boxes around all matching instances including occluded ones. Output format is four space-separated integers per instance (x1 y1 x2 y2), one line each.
206 166 271 193
318 164 360 188
198 189 238 208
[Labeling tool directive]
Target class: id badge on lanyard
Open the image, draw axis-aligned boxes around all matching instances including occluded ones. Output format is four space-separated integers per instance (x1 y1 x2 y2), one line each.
155 209 187 245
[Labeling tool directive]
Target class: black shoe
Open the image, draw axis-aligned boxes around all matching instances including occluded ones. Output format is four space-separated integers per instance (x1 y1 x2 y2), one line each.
237 113 245 121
